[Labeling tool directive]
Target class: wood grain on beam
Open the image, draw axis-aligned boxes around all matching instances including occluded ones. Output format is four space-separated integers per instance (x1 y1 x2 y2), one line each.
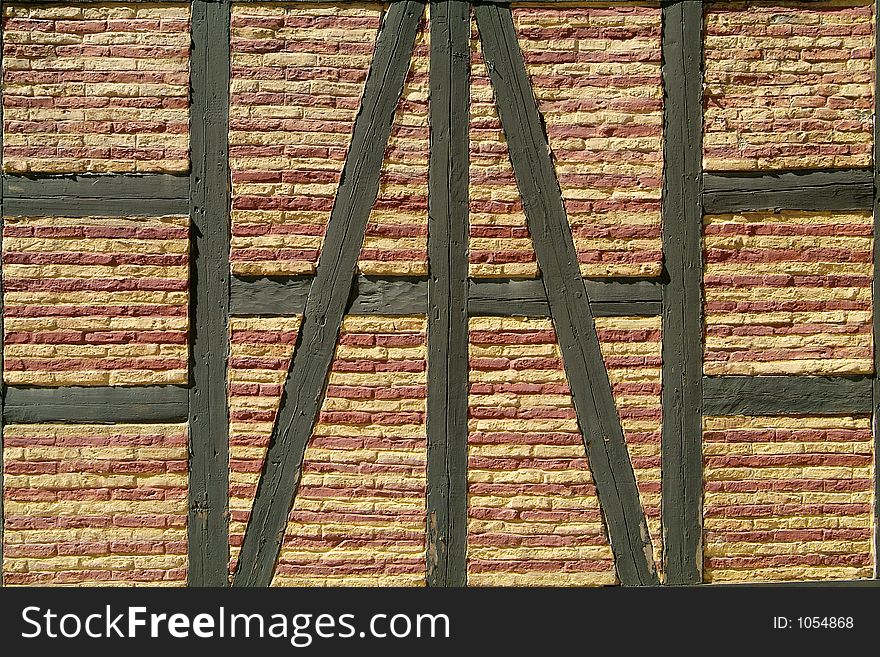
703 376 873 416
188 0 231 587
426 0 470 587
703 169 873 214
230 275 662 317
2 174 189 216
660 0 704 586
3 386 189 424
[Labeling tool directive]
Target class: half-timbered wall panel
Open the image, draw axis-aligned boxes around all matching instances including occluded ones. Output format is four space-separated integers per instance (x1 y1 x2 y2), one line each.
703 209 874 376
703 415 874 583
704 0 875 171
228 314 427 586
2 213 190 386
3 422 188 586
1 0 879 589
466 315 662 585
1 2 191 174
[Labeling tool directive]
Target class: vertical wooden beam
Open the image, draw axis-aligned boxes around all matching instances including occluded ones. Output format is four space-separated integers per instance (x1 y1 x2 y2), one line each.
232 0 424 587
188 0 231 587
474 3 658 586
660 0 704 585
872 0 880 580
426 0 470 587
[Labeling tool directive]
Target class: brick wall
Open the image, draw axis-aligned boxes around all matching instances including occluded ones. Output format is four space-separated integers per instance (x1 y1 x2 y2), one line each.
703 210 873 376
703 415 873 582
228 315 427 586
467 316 662 585
2 214 190 386
469 6 663 279
704 0 874 171
701 0 877 584
2 2 190 173
3 423 188 586
0 0 878 588
230 3 430 278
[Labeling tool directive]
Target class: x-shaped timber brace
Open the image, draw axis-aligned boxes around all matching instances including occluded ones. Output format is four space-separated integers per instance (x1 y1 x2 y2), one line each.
2 0 880 587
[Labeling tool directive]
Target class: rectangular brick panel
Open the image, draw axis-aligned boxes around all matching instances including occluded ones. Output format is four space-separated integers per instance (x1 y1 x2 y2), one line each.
704 0 874 171
703 210 872 376
2 2 190 174
703 415 873 583
3 423 188 586
466 316 661 585
228 315 427 586
2 214 189 386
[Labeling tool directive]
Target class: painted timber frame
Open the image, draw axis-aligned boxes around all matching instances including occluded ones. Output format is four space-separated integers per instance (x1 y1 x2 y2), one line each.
0 0 879 587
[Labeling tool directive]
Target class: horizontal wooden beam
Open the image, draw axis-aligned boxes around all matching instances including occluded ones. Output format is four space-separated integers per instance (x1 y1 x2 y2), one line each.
3 385 189 424
2 174 189 216
703 169 873 214
468 279 662 317
230 275 662 317
702 376 873 416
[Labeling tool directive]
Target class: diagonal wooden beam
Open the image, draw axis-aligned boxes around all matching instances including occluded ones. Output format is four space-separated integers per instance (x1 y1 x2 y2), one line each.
232 0 425 587
426 0 470 587
473 2 658 586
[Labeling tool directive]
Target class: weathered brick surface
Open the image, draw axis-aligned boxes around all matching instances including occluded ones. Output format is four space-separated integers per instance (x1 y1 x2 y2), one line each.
469 29 536 279
466 316 662 585
704 0 874 171
3 423 188 586
2 214 189 386
230 4 429 277
704 415 873 583
228 315 427 586
227 314 301 572
469 8 663 279
1 2 190 174
470 7 663 279
703 210 873 376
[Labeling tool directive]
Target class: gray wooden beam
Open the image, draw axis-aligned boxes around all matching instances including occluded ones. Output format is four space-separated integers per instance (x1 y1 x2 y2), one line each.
348 276 426 315
2 174 189 216
703 376 873 416
468 279 662 317
3 386 189 424
703 169 873 214
230 275 662 317
475 2 658 586
188 0 231 587
426 0 470 588
232 0 424 587
661 0 704 586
